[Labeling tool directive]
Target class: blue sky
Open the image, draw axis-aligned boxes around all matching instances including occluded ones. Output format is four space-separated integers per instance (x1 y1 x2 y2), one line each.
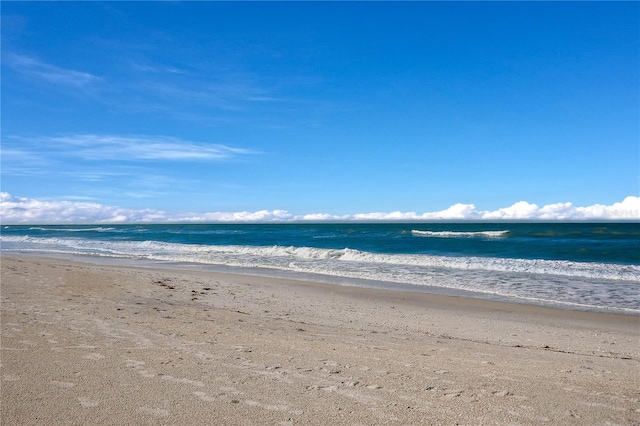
1 2 639 222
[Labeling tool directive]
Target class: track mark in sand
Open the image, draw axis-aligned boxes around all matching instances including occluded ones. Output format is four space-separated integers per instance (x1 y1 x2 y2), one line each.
78 397 99 407
507 409 550 422
154 278 176 290
126 359 205 387
193 391 216 402
442 390 463 399
83 353 105 361
2 374 20 381
125 359 156 378
159 374 204 387
307 384 382 405
69 344 97 349
244 400 290 412
238 399 303 416
220 386 243 395
50 380 75 388
137 406 170 417
579 401 628 412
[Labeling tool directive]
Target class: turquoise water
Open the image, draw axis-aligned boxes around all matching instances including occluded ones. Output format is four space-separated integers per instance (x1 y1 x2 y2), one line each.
2 223 639 312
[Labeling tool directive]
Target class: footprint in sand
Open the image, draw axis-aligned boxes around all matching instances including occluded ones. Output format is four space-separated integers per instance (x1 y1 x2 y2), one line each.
160 374 204 387
244 400 290 412
125 359 156 378
443 390 463 398
137 406 169 417
83 353 105 361
193 391 216 402
219 386 242 395
50 380 75 388
78 397 99 407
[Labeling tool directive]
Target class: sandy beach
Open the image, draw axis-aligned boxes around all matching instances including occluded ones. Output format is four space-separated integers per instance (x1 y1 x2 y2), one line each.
1 255 638 425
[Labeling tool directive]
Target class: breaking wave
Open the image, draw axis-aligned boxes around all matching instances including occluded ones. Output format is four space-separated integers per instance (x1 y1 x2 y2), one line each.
2 235 639 312
412 230 510 238
2 236 638 281
28 227 117 232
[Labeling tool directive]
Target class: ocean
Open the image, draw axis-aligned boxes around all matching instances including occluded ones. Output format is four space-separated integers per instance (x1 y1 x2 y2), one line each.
1 222 639 313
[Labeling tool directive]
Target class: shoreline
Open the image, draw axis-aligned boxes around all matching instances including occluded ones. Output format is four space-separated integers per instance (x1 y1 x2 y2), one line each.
4 250 639 315
2 254 639 425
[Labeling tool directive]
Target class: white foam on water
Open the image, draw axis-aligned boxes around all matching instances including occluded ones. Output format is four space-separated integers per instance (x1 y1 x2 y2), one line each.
2 235 638 313
27 227 117 232
412 230 510 238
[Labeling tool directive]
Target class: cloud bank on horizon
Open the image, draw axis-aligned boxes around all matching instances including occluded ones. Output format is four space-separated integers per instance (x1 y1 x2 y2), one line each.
1 193 638 224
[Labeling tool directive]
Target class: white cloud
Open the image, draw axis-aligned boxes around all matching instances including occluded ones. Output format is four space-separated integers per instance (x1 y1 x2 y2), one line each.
573 197 640 220
480 201 541 220
7 134 256 162
3 53 100 87
300 213 351 221
353 211 416 221
50 134 255 161
0 193 166 224
354 204 481 221
182 210 294 222
423 203 480 220
1 192 638 224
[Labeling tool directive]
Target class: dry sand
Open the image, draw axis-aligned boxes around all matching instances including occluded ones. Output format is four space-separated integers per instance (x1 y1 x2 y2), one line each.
1 254 639 425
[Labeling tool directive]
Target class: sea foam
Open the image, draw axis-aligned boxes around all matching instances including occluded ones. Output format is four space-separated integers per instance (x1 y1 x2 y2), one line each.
412 230 510 238
2 235 640 313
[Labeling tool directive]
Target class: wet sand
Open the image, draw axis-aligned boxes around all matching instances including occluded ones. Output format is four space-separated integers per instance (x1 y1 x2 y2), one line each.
1 255 639 425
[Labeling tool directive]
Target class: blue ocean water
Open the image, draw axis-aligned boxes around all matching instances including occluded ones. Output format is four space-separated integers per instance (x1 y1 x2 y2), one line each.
2 223 639 313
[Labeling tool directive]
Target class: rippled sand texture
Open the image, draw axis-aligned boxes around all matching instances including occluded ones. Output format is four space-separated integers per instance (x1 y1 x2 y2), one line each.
2 255 639 425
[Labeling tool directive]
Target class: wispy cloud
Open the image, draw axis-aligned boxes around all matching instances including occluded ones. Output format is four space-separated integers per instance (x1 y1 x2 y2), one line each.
0 147 57 176
3 53 100 87
116 51 310 125
129 61 192 75
135 77 278 113
7 134 257 162
1 193 638 224
4 47 309 127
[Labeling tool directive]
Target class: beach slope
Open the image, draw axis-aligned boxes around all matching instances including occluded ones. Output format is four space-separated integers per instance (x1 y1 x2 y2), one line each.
1 255 638 425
